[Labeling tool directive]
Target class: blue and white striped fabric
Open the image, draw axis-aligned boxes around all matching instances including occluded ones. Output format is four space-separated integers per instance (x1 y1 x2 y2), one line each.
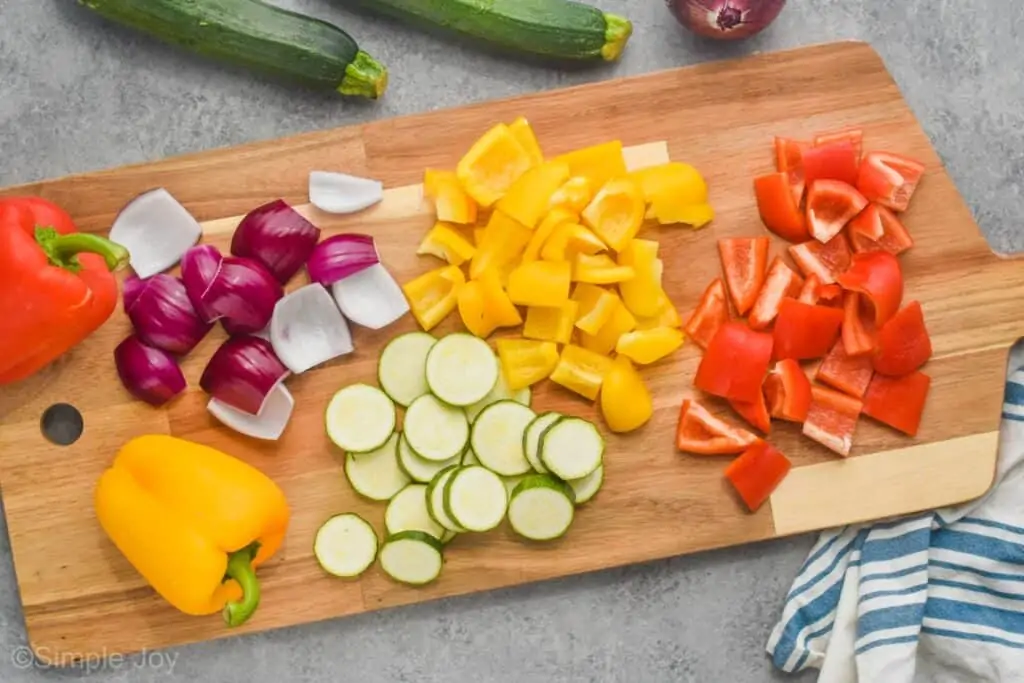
767 366 1024 683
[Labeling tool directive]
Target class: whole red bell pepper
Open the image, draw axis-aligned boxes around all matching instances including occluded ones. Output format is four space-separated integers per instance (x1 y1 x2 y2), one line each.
0 197 128 385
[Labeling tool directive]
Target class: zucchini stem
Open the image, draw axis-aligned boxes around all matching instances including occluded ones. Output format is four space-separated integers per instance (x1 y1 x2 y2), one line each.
601 14 633 62
339 50 389 99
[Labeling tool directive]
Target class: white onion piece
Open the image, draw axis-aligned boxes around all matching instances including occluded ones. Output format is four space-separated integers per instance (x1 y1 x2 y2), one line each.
309 171 384 214
109 188 203 278
270 284 354 374
208 382 295 441
331 263 410 330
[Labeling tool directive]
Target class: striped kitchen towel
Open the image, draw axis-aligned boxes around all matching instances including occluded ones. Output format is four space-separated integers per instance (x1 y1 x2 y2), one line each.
767 365 1024 683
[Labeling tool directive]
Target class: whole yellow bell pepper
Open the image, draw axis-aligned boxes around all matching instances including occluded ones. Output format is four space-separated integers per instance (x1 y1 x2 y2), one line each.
600 355 653 433
94 435 290 627
403 265 465 331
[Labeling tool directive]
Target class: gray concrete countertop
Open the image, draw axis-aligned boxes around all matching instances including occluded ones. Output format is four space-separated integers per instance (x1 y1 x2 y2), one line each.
1 1 1021 681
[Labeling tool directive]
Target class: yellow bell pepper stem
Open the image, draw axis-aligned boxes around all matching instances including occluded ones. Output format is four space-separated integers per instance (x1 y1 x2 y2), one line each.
94 435 290 627
223 542 262 627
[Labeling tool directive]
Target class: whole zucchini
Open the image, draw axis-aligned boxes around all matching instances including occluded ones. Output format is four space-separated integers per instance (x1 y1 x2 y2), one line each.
79 0 388 98
340 0 632 62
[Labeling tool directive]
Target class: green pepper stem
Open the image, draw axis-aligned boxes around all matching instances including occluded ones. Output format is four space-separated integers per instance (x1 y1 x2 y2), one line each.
222 546 262 628
42 231 130 272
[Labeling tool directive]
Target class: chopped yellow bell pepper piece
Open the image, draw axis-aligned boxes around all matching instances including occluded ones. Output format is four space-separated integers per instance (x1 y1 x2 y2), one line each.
496 161 570 229
403 265 465 332
541 223 607 262
615 327 684 365
554 141 628 189
523 207 576 263
617 239 669 318
548 176 593 213
417 221 477 266
477 268 523 327
523 301 578 344
496 338 559 390
579 299 637 355
473 228 487 248
581 177 645 252
457 280 498 338
423 169 478 224
508 117 545 167
647 201 716 228
469 210 532 280
629 162 709 206
636 301 682 330
507 261 571 307
456 123 534 207
572 253 635 284
549 344 615 401
600 355 653 433
572 283 619 335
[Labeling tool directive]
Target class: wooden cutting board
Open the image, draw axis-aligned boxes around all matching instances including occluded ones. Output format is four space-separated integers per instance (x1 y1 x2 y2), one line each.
0 41 1020 662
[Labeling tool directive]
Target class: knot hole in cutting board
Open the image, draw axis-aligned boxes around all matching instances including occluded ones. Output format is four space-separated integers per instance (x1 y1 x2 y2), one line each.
40 403 84 446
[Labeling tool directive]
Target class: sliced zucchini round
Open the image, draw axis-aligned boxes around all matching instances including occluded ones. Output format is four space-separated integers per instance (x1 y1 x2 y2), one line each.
567 464 604 505
522 412 562 474
539 416 604 480
405 394 469 462
344 432 410 501
385 483 446 540
470 399 536 476
425 466 467 533
443 465 508 532
313 513 378 578
379 531 444 586
508 474 576 541
378 331 437 407
397 432 460 483
325 383 396 453
425 333 499 406
464 369 532 423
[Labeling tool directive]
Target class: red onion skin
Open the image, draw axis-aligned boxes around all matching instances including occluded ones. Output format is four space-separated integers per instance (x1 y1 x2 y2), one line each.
306 233 380 286
232 199 321 284
114 335 187 407
180 244 224 323
201 256 283 335
667 0 786 40
200 336 288 415
126 274 213 355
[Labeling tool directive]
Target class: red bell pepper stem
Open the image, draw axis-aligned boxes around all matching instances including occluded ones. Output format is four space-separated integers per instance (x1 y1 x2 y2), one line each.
35 227 129 272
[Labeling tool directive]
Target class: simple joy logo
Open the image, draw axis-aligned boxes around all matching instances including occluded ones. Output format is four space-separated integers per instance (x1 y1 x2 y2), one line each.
12 646 179 673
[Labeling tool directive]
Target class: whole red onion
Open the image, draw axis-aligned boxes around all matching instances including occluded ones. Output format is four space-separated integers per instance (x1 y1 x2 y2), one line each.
667 0 786 40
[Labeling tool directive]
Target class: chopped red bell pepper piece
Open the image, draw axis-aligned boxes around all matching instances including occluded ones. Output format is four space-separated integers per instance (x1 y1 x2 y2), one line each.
817 339 874 398
788 233 852 285
842 292 877 356
749 257 804 330
773 137 810 206
873 301 932 377
863 371 931 436
803 385 862 457
684 278 731 351
849 204 914 256
813 128 863 162
856 151 926 212
818 284 843 305
729 387 771 434
754 173 809 243
806 180 868 243
718 237 769 316
802 140 860 187
798 273 822 305
764 359 812 422
725 440 792 512
695 322 773 402
772 299 845 361
676 399 757 455
837 251 904 327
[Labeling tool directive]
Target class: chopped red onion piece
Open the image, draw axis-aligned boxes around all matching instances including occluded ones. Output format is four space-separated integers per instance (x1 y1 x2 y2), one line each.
231 199 321 284
270 284 354 374
114 335 187 407
201 256 283 335
331 263 409 330
200 336 289 415
309 171 384 215
306 234 380 287
180 244 224 323
109 188 203 278
208 383 295 441
126 274 212 355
